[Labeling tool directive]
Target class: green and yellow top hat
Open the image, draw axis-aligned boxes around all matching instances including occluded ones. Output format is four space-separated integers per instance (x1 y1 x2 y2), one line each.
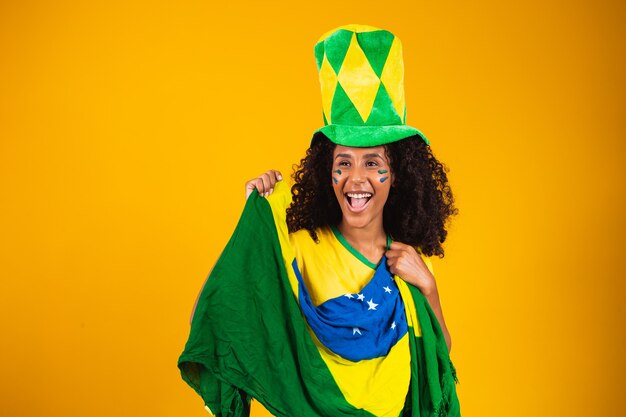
313 24 429 147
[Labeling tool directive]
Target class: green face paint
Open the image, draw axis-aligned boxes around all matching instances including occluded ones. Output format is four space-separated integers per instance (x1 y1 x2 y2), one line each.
380 177 389 183
334 169 342 175
378 169 388 174
332 177 339 184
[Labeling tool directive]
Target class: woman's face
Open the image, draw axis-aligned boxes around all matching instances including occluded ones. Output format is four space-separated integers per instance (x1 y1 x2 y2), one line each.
331 145 393 231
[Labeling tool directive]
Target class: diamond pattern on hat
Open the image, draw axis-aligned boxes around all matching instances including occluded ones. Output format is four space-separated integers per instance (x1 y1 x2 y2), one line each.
337 33 381 124
379 37 405 123
331 82 363 126
366 83 403 125
325 29 353 74
356 30 395 77
318 55 338 124
314 41 325 71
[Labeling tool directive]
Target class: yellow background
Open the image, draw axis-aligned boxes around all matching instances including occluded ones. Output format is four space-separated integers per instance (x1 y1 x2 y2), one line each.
1 1 624 416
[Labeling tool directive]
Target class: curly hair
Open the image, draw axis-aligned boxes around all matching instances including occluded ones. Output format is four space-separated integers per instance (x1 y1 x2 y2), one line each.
286 132 458 257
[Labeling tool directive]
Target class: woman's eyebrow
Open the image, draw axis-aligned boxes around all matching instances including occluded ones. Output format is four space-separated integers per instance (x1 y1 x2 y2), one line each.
364 153 384 159
335 153 352 159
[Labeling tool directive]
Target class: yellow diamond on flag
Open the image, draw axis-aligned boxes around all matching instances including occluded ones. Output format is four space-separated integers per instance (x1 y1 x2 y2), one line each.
379 37 406 122
319 55 338 124
337 33 381 123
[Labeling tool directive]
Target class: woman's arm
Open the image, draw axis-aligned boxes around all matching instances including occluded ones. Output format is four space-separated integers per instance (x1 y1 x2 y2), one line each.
386 241 452 352
421 285 452 353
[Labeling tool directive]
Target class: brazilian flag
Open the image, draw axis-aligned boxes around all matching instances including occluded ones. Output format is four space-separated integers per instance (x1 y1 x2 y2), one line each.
178 181 460 416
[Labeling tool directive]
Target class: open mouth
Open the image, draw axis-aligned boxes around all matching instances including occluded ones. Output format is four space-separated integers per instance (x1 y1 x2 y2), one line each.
345 192 372 212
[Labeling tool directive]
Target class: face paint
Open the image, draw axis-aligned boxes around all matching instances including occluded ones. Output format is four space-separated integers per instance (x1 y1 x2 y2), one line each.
377 169 388 174
380 176 389 183
333 169 342 185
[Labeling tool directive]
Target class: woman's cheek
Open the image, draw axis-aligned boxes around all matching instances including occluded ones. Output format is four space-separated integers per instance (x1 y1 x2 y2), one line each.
332 169 342 185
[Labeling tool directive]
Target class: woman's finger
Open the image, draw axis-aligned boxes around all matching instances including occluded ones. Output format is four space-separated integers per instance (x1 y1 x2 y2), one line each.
263 171 283 196
245 170 283 199
255 178 267 195
385 249 404 260
260 173 272 196
389 241 414 253
270 170 283 182
245 178 265 199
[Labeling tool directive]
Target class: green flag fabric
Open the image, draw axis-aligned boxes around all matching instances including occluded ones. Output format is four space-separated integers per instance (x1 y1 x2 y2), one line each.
178 184 460 416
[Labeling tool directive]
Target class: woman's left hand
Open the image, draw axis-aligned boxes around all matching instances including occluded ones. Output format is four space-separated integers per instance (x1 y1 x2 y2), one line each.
386 241 452 352
386 242 437 295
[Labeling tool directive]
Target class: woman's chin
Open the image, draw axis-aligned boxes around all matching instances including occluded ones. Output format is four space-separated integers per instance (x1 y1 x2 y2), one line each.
339 212 375 230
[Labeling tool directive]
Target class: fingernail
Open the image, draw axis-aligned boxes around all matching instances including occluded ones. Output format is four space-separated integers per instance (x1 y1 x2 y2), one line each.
270 188 274 194
277 174 282 180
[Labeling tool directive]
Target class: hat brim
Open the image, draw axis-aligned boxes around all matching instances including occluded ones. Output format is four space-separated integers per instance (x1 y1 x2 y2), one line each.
314 124 429 147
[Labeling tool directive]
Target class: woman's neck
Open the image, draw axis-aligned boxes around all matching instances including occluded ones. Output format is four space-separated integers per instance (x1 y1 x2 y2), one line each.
337 219 387 263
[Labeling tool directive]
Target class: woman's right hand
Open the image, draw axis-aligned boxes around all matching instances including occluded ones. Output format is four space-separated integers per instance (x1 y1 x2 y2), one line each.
245 170 283 200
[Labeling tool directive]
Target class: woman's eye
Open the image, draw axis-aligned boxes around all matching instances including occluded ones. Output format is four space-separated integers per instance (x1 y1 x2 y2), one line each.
366 161 379 167
339 161 350 167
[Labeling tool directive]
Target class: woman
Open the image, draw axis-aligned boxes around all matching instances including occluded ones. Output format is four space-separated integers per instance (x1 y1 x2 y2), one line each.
246 133 456 353
179 25 461 417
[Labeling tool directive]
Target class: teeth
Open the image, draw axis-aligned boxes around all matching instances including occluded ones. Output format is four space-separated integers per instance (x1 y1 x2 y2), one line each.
346 193 372 198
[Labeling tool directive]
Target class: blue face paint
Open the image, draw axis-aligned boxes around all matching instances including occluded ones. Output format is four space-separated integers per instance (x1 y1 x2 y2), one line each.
332 177 339 184
380 177 389 183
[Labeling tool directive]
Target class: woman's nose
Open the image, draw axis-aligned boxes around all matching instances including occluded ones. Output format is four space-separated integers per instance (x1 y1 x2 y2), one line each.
351 166 366 183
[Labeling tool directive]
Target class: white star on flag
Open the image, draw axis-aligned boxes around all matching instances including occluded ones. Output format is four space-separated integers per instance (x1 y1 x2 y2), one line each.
353 327 362 335
344 293 354 299
367 299 378 310
383 286 392 293
391 321 396 330
357 293 365 301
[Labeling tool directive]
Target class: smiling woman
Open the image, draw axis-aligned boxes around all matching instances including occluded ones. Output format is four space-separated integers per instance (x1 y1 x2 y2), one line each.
287 132 457 258
179 24 461 417
332 145 393 231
